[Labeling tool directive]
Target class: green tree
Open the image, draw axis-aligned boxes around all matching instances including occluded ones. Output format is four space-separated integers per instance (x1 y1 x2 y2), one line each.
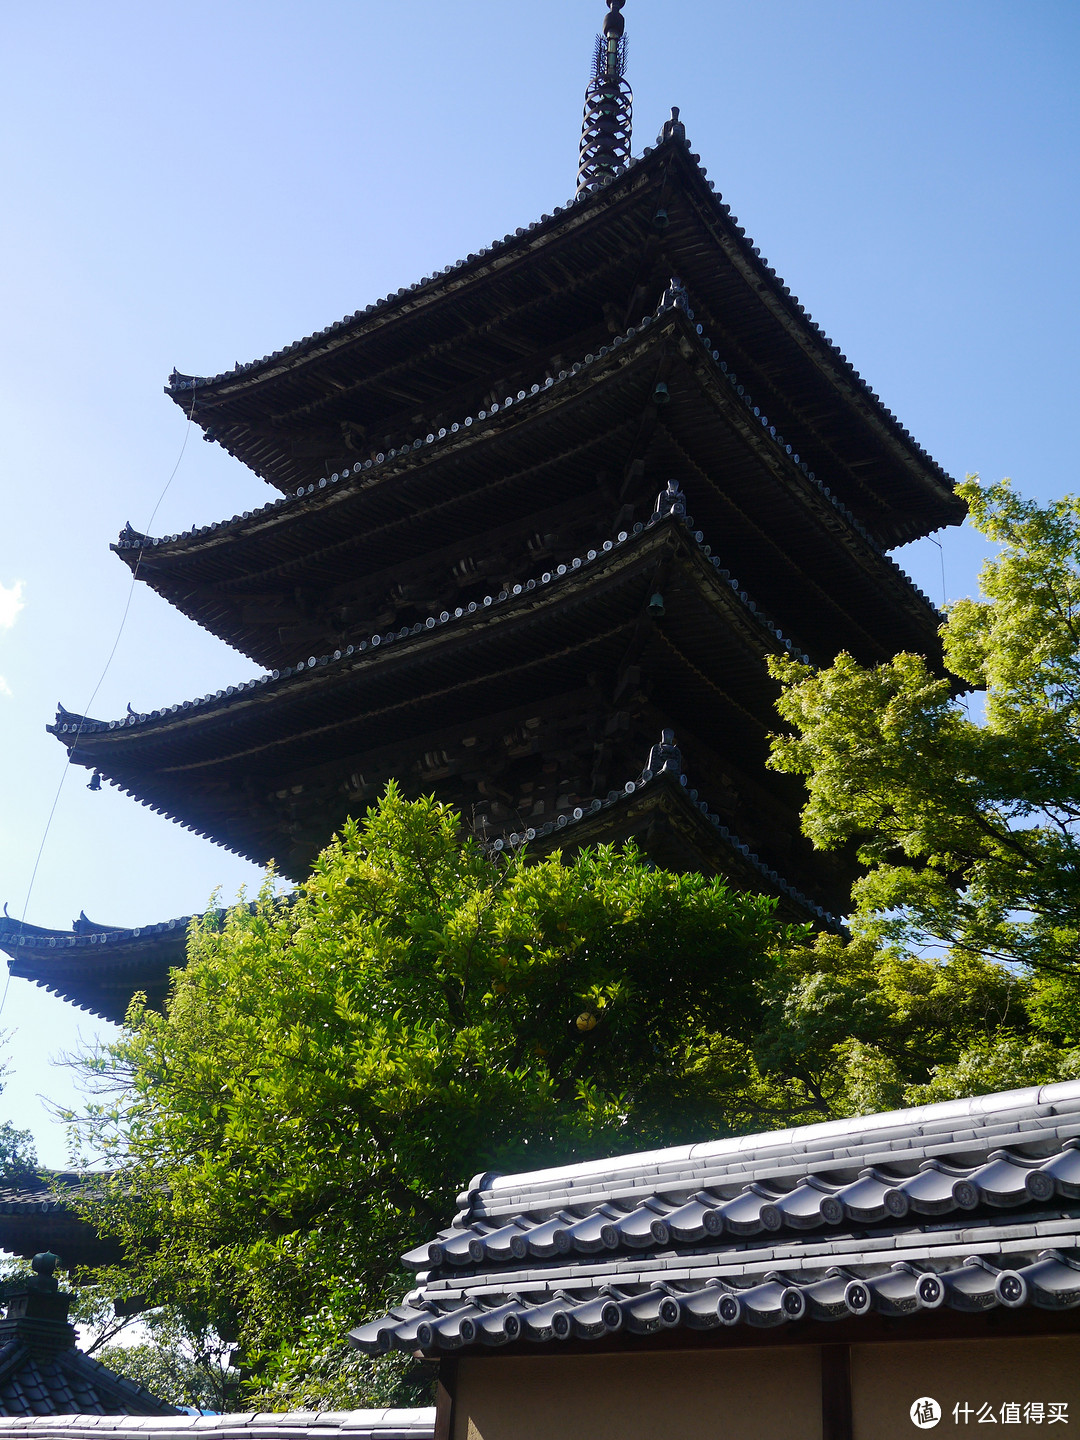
69 785 803 1406
766 477 1080 1099
769 478 1080 977
95 1309 237 1413
748 932 1076 1114
0 1046 37 1182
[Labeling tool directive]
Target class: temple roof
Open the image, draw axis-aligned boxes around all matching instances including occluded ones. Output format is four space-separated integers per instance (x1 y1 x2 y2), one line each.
126 298 943 671
0 1345 174 1419
0 1256 174 1416
165 138 961 548
520 761 843 931
351 1080 1080 1356
2 747 841 1029
54 511 835 887
0 1175 122 1269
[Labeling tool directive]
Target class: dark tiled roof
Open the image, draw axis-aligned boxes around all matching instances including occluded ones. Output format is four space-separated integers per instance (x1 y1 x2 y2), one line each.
162 139 960 546
132 287 907 560
0 1413 435 1439
489 746 844 932
0 915 191 1024
58 509 819 744
351 1081 1080 1353
0 1261 174 1417
0 1345 176 1419
0 1175 121 1269
0 1174 90 1217
49 510 827 880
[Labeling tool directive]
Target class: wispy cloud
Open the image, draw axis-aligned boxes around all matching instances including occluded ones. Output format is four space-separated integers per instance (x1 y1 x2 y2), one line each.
0 580 24 631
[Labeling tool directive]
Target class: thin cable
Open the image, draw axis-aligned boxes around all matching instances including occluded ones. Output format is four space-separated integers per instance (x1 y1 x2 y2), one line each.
929 536 947 610
2 393 199 1022
927 534 969 716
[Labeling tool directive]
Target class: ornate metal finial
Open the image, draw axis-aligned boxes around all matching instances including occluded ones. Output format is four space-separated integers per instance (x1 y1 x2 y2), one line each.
30 1253 60 1292
576 1 632 195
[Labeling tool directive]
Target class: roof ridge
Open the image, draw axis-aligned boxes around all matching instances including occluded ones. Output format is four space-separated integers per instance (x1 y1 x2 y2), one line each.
478 1081 1080 1199
123 299 682 553
125 289 938 608
164 138 954 510
165 145 672 395
486 729 842 932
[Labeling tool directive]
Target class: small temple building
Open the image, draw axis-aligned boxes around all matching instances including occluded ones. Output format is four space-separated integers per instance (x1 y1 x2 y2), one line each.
0 1 961 1045
0 1253 174 1417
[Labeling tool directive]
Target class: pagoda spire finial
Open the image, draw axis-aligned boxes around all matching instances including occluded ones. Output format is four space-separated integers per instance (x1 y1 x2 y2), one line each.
576 0 632 195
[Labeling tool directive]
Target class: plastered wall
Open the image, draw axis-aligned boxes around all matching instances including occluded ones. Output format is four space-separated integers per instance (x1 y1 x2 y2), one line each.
454 1335 1080 1440
454 1347 822 1440
852 1335 1080 1439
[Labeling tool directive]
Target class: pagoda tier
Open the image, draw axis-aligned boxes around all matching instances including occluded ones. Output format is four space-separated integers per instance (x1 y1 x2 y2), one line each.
164 136 961 551
0 911 189 1023
51 509 858 912
0 759 843 1028
120 295 943 673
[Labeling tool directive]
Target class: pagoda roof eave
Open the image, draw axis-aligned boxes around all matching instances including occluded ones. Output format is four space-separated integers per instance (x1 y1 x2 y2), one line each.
163 138 959 541
4 757 841 1026
138 300 911 563
51 514 815 871
120 302 946 670
0 914 194 1024
60 512 803 754
519 767 844 932
0 1172 123 1268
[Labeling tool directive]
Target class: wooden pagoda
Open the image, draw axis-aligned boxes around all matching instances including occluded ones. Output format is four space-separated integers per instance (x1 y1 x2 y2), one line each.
2 1 961 1049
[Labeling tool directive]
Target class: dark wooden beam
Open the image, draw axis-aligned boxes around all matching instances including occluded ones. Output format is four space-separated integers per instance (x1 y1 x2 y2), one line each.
434 1356 457 1440
821 1344 853 1440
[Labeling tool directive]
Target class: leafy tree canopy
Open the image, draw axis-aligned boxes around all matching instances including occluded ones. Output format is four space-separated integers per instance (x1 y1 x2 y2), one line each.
69 787 800 1403
95 1309 237 1414
66 781 1079 1406
0 1048 37 1183
769 478 1080 979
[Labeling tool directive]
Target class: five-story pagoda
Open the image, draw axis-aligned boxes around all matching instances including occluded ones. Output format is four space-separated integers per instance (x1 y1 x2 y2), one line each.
1 0 962 1033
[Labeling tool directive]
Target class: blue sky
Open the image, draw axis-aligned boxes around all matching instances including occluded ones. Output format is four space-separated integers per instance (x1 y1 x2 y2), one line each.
0 1 1077 1166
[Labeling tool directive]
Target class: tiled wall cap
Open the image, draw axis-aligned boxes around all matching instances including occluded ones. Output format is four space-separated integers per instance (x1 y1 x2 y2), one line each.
0 1420 435 1440
483 1080 1080 1195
